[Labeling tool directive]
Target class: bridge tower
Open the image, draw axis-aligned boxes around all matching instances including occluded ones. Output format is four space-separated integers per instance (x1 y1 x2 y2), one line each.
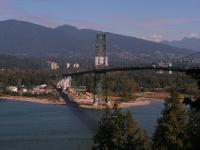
95 32 108 67
93 32 108 105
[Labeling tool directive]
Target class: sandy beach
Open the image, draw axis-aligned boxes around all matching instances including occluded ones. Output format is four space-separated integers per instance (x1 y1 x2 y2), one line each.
0 92 167 109
78 98 163 109
74 97 164 109
118 98 164 108
0 95 66 105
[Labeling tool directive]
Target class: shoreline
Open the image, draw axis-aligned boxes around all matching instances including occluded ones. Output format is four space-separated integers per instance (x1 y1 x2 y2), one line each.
119 98 164 108
66 91 165 109
79 98 164 109
0 92 165 109
0 95 66 105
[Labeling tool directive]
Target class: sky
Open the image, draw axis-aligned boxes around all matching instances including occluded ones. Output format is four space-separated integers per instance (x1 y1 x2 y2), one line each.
0 0 200 41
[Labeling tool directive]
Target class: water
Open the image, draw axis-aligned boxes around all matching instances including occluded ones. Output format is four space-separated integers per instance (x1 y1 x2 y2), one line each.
0 100 164 150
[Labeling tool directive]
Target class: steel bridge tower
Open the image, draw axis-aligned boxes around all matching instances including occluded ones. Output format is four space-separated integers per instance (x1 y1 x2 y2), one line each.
93 32 108 106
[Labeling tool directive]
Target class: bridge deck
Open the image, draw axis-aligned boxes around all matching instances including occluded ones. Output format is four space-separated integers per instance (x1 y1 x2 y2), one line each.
63 66 189 76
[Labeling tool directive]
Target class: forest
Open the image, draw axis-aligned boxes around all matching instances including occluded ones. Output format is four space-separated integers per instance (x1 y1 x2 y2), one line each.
91 68 200 150
73 71 199 99
0 55 199 102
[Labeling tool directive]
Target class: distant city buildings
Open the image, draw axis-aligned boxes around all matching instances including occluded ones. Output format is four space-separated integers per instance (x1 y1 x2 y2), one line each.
50 62 59 70
154 61 173 74
158 61 172 68
47 61 80 70
66 62 71 69
73 63 80 69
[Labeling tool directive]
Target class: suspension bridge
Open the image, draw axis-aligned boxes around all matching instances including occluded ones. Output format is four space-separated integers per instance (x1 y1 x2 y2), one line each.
60 32 199 107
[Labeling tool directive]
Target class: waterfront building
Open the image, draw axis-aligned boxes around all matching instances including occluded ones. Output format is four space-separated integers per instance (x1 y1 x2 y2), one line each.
7 86 18 92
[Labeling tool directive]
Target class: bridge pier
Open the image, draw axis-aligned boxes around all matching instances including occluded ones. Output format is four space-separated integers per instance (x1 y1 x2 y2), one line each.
93 72 108 105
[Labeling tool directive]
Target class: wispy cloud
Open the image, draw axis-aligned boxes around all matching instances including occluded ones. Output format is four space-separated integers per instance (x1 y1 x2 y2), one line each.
189 32 200 38
68 19 111 30
142 34 163 42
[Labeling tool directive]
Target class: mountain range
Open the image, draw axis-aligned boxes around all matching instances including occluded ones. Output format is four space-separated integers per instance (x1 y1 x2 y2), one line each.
162 37 200 52
0 19 196 64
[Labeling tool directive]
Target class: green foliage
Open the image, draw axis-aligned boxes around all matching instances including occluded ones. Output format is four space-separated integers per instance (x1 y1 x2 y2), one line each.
124 111 151 150
187 110 200 149
0 69 57 88
112 104 127 149
75 71 199 98
93 104 151 150
184 68 200 149
153 91 188 150
93 107 115 150
0 55 48 70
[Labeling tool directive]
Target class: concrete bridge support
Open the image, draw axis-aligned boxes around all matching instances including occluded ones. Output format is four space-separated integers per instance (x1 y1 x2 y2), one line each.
93 72 108 105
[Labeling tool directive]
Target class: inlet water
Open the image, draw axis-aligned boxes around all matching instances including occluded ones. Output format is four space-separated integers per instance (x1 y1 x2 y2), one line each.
0 100 164 150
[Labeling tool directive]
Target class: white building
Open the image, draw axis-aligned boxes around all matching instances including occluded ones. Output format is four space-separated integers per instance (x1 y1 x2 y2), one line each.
158 61 172 68
31 85 54 94
40 84 47 88
66 63 71 69
21 88 28 93
168 62 172 67
73 63 80 69
7 86 18 92
51 62 59 70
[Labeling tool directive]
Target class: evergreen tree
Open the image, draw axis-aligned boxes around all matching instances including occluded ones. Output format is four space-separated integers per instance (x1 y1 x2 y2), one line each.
184 68 200 149
187 110 200 149
93 104 127 150
112 104 126 150
152 91 188 150
124 111 151 150
93 104 151 150
93 107 116 150
185 98 200 149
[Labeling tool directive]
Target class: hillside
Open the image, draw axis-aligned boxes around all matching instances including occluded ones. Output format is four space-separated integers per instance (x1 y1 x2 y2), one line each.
162 37 200 51
0 19 195 64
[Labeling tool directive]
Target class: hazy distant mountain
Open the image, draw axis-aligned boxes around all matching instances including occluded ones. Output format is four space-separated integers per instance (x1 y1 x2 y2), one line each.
0 19 195 63
162 37 200 51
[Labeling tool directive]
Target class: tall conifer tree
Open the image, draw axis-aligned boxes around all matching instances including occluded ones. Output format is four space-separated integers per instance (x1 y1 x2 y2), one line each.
153 91 188 150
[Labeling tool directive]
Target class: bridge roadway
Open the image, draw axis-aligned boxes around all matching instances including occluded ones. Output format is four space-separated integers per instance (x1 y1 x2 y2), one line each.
63 66 190 77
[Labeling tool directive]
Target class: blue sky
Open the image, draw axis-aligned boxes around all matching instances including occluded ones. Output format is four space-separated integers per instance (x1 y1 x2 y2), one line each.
0 0 200 41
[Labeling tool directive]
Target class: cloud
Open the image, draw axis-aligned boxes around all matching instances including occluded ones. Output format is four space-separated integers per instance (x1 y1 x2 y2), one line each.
189 32 200 38
142 34 163 42
68 20 110 30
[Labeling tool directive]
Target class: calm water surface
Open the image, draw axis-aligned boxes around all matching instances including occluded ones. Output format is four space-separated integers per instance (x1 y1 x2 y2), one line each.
0 99 164 150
